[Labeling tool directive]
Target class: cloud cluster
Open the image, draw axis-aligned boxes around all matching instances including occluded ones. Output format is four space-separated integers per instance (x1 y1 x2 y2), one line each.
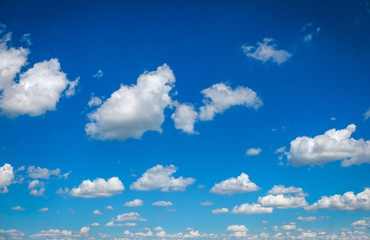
70 177 124 198
242 38 292 64
210 173 259 195
27 166 61 179
287 124 370 167
0 163 14 193
0 28 78 117
258 185 308 209
28 180 45 196
231 203 273 214
227 225 248 238
130 165 195 192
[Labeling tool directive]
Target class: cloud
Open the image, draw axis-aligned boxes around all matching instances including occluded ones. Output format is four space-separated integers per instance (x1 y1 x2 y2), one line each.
199 83 262 121
171 102 198 134
212 208 229 214
113 212 146 222
297 216 330 222
200 201 213 206
231 203 273 214
227 225 248 238
30 229 72 239
258 185 308 209
0 163 14 193
20 33 32 45
85 64 175 141
246 147 262 156
152 201 173 207
301 23 321 43
90 222 100 226
27 166 61 179
268 185 305 195
242 38 292 64
92 69 103 79
11 206 25 211
0 36 78 117
39 208 48 212
0 229 24 240
364 108 370 120
80 227 90 235
105 221 137 227
105 205 113 210
88 96 102 107
130 165 195 192
70 177 124 198
92 210 102 215
305 188 370 211
124 199 143 207
210 173 259 195
28 180 45 196
286 124 370 167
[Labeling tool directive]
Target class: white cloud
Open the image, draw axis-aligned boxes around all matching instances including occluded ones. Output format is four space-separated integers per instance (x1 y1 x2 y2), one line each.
0 229 24 240
56 187 69 194
231 203 273 214
20 33 32 45
39 208 48 212
306 188 370 211
113 212 146 222
258 194 308 209
88 96 102 107
364 108 370 120
287 124 370 167
246 147 262 156
80 227 90 234
200 201 213 206
85 64 175 140
11 206 24 211
301 23 321 43
297 216 330 222
90 222 100 226
130 165 195 192
227 225 248 232
171 102 198 134
92 69 103 79
105 205 113 210
212 208 229 214
268 185 304 195
105 221 137 227
242 38 292 64
124 199 143 207
0 163 14 193
281 222 297 231
199 83 262 121
27 166 61 179
30 229 72 239
70 177 124 198
93 210 102 215
210 173 259 195
153 201 173 207
352 219 369 228
28 180 45 196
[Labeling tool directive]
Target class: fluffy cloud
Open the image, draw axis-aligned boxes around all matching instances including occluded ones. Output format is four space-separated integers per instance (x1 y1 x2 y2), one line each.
88 96 102 107
210 173 259 195
30 229 72 239
0 229 24 240
28 180 45 196
80 227 89 234
92 210 102 215
171 102 198 134
305 188 370 211
85 64 175 140
199 83 262 121
0 163 14 193
70 177 124 198
231 203 273 214
11 206 24 211
246 147 262 156
287 124 370 167
113 212 146 222
124 199 143 207
130 165 195 192
258 185 308 209
0 36 78 117
152 201 173 207
268 185 304 195
27 166 61 179
212 208 229 214
242 38 292 64
227 225 248 238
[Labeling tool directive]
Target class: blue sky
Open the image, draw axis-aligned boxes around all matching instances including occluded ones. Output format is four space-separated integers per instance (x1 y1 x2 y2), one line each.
0 0 369 239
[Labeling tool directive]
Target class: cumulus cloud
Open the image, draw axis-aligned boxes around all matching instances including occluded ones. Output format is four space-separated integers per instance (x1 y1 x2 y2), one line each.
11 206 25 211
199 83 262 121
30 229 72 239
113 212 146 222
124 199 143 207
28 180 45 196
85 64 175 141
246 147 262 156
88 96 102 107
70 177 124 198
231 203 273 214
92 210 102 215
27 166 61 179
212 208 229 214
80 227 89 235
152 201 173 207
268 185 305 195
0 229 24 240
0 163 14 193
242 38 292 64
210 173 259 195
171 102 198 134
286 124 370 167
130 165 195 192
305 188 370 211
0 33 78 117
257 185 308 209
227 225 248 238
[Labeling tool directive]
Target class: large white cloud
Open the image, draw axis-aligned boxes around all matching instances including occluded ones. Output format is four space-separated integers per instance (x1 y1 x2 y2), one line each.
70 177 124 198
130 165 195 192
210 173 259 195
231 203 273 214
242 38 292 64
27 166 60 179
287 124 370 167
199 83 262 121
305 188 370 211
0 30 78 117
258 185 308 209
85 64 175 141
0 163 14 193
171 102 198 134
